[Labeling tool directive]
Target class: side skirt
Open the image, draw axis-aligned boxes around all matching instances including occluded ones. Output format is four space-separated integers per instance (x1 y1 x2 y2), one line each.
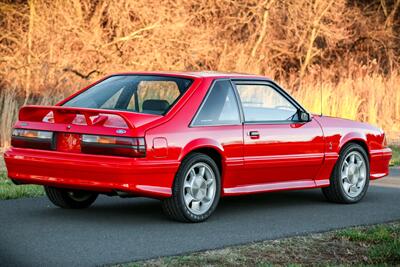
223 179 330 196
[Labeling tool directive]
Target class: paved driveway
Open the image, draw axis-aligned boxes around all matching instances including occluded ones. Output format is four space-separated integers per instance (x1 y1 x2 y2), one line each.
0 169 399 266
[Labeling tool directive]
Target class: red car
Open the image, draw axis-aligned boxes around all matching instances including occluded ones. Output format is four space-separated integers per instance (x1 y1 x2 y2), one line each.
4 72 392 222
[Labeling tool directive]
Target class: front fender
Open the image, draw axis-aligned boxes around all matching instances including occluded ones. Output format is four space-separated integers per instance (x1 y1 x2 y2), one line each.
338 132 368 153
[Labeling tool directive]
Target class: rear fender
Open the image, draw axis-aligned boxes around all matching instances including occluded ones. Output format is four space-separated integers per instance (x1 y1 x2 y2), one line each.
179 138 225 162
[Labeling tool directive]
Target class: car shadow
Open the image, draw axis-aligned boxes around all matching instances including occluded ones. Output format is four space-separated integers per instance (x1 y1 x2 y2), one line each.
215 189 328 217
30 188 330 225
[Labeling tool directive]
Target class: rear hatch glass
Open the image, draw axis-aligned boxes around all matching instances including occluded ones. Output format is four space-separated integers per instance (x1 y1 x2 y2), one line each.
63 75 193 115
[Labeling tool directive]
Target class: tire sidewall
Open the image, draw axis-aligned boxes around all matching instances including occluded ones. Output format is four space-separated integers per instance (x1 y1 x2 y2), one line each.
45 186 98 209
175 153 221 222
335 144 370 203
62 189 98 208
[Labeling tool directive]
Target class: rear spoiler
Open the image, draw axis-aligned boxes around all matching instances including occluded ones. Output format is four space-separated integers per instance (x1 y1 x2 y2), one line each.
19 105 135 129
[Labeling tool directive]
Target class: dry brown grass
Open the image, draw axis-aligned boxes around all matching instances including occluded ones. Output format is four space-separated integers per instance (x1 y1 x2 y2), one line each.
0 0 399 147
293 71 400 133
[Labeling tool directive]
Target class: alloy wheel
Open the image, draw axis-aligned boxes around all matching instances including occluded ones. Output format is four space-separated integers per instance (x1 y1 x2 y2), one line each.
182 162 216 215
340 151 367 198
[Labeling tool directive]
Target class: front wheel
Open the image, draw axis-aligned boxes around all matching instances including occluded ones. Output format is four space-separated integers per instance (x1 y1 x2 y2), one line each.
162 153 221 222
44 186 98 209
322 143 370 203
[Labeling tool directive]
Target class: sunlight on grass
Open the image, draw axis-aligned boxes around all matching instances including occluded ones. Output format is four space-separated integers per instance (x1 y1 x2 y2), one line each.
0 171 44 200
120 222 400 266
390 145 400 166
337 223 400 264
291 74 400 134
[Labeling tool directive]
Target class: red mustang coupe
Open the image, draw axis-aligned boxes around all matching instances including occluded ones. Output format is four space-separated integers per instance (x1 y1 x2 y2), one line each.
4 72 392 222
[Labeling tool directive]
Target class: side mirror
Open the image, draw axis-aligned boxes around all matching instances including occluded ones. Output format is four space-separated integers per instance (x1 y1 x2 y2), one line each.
299 111 311 122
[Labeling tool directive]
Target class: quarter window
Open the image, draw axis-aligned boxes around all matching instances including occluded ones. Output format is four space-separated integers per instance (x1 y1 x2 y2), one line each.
236 84 298 122
192 80 240 126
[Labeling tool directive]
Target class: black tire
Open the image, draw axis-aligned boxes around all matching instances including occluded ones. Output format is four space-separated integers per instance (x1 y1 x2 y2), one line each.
322 143 370 203
162 153 221 223
44 186 98 209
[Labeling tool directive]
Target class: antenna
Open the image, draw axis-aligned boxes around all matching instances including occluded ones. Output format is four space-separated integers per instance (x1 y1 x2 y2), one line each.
319 49 323 117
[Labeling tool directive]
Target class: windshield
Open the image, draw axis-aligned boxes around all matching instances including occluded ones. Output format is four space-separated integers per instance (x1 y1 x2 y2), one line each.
63 75 193 115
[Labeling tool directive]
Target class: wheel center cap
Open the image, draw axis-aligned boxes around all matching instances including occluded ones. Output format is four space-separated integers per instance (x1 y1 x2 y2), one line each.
191 176 207 200
349 164 356 175
348 164 358 184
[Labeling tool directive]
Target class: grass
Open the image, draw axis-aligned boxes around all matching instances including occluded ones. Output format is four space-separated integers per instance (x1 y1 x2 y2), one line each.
1 0 400 148
390 145 400 166
337 223 400 264
119 222 400 266
0 171 44 200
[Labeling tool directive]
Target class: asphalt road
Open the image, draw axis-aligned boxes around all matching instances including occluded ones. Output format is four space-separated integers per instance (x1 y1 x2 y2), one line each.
0 169 399 267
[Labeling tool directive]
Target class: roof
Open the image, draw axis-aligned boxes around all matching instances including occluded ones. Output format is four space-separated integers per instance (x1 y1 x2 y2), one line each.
110 71 270 80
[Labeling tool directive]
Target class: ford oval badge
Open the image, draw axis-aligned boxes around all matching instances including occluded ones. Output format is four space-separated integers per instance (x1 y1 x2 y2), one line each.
116 129 126 134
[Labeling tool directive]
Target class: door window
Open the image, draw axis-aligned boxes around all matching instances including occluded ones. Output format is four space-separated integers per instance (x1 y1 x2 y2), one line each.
236 84 298 122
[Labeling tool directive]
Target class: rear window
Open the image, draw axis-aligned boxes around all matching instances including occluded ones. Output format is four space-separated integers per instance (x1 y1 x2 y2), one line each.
63 75 192 115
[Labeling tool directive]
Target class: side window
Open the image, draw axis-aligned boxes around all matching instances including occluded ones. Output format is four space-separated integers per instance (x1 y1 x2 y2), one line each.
192 80 240 126
236 84 298 122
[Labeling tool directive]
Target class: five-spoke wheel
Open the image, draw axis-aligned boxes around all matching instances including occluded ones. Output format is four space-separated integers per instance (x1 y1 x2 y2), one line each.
162 153 221 222
183 162 217 215
323 143 370 203
340 151 367 198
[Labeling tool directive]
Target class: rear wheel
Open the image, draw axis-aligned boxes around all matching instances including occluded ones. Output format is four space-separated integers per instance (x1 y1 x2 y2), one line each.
322 143 369 203
44 186 98 209
162 153 221 222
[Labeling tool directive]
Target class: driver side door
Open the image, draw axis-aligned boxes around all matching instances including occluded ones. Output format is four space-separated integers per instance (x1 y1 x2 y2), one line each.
234 81 325 188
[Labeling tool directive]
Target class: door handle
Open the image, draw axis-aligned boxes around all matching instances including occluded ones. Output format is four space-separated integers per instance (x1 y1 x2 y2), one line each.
248 131 260 139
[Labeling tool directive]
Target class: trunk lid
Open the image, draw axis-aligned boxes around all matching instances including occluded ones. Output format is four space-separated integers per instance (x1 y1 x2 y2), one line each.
13 105 161 154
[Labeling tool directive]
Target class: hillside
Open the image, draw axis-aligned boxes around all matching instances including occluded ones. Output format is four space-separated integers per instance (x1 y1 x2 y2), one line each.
0 0 399 146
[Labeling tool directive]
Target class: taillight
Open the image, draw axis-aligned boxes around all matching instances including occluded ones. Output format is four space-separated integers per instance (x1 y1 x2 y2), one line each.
81 134 146 157
11 129 54 150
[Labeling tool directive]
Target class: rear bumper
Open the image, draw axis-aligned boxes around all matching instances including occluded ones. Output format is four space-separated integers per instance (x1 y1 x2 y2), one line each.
4 147 179 198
